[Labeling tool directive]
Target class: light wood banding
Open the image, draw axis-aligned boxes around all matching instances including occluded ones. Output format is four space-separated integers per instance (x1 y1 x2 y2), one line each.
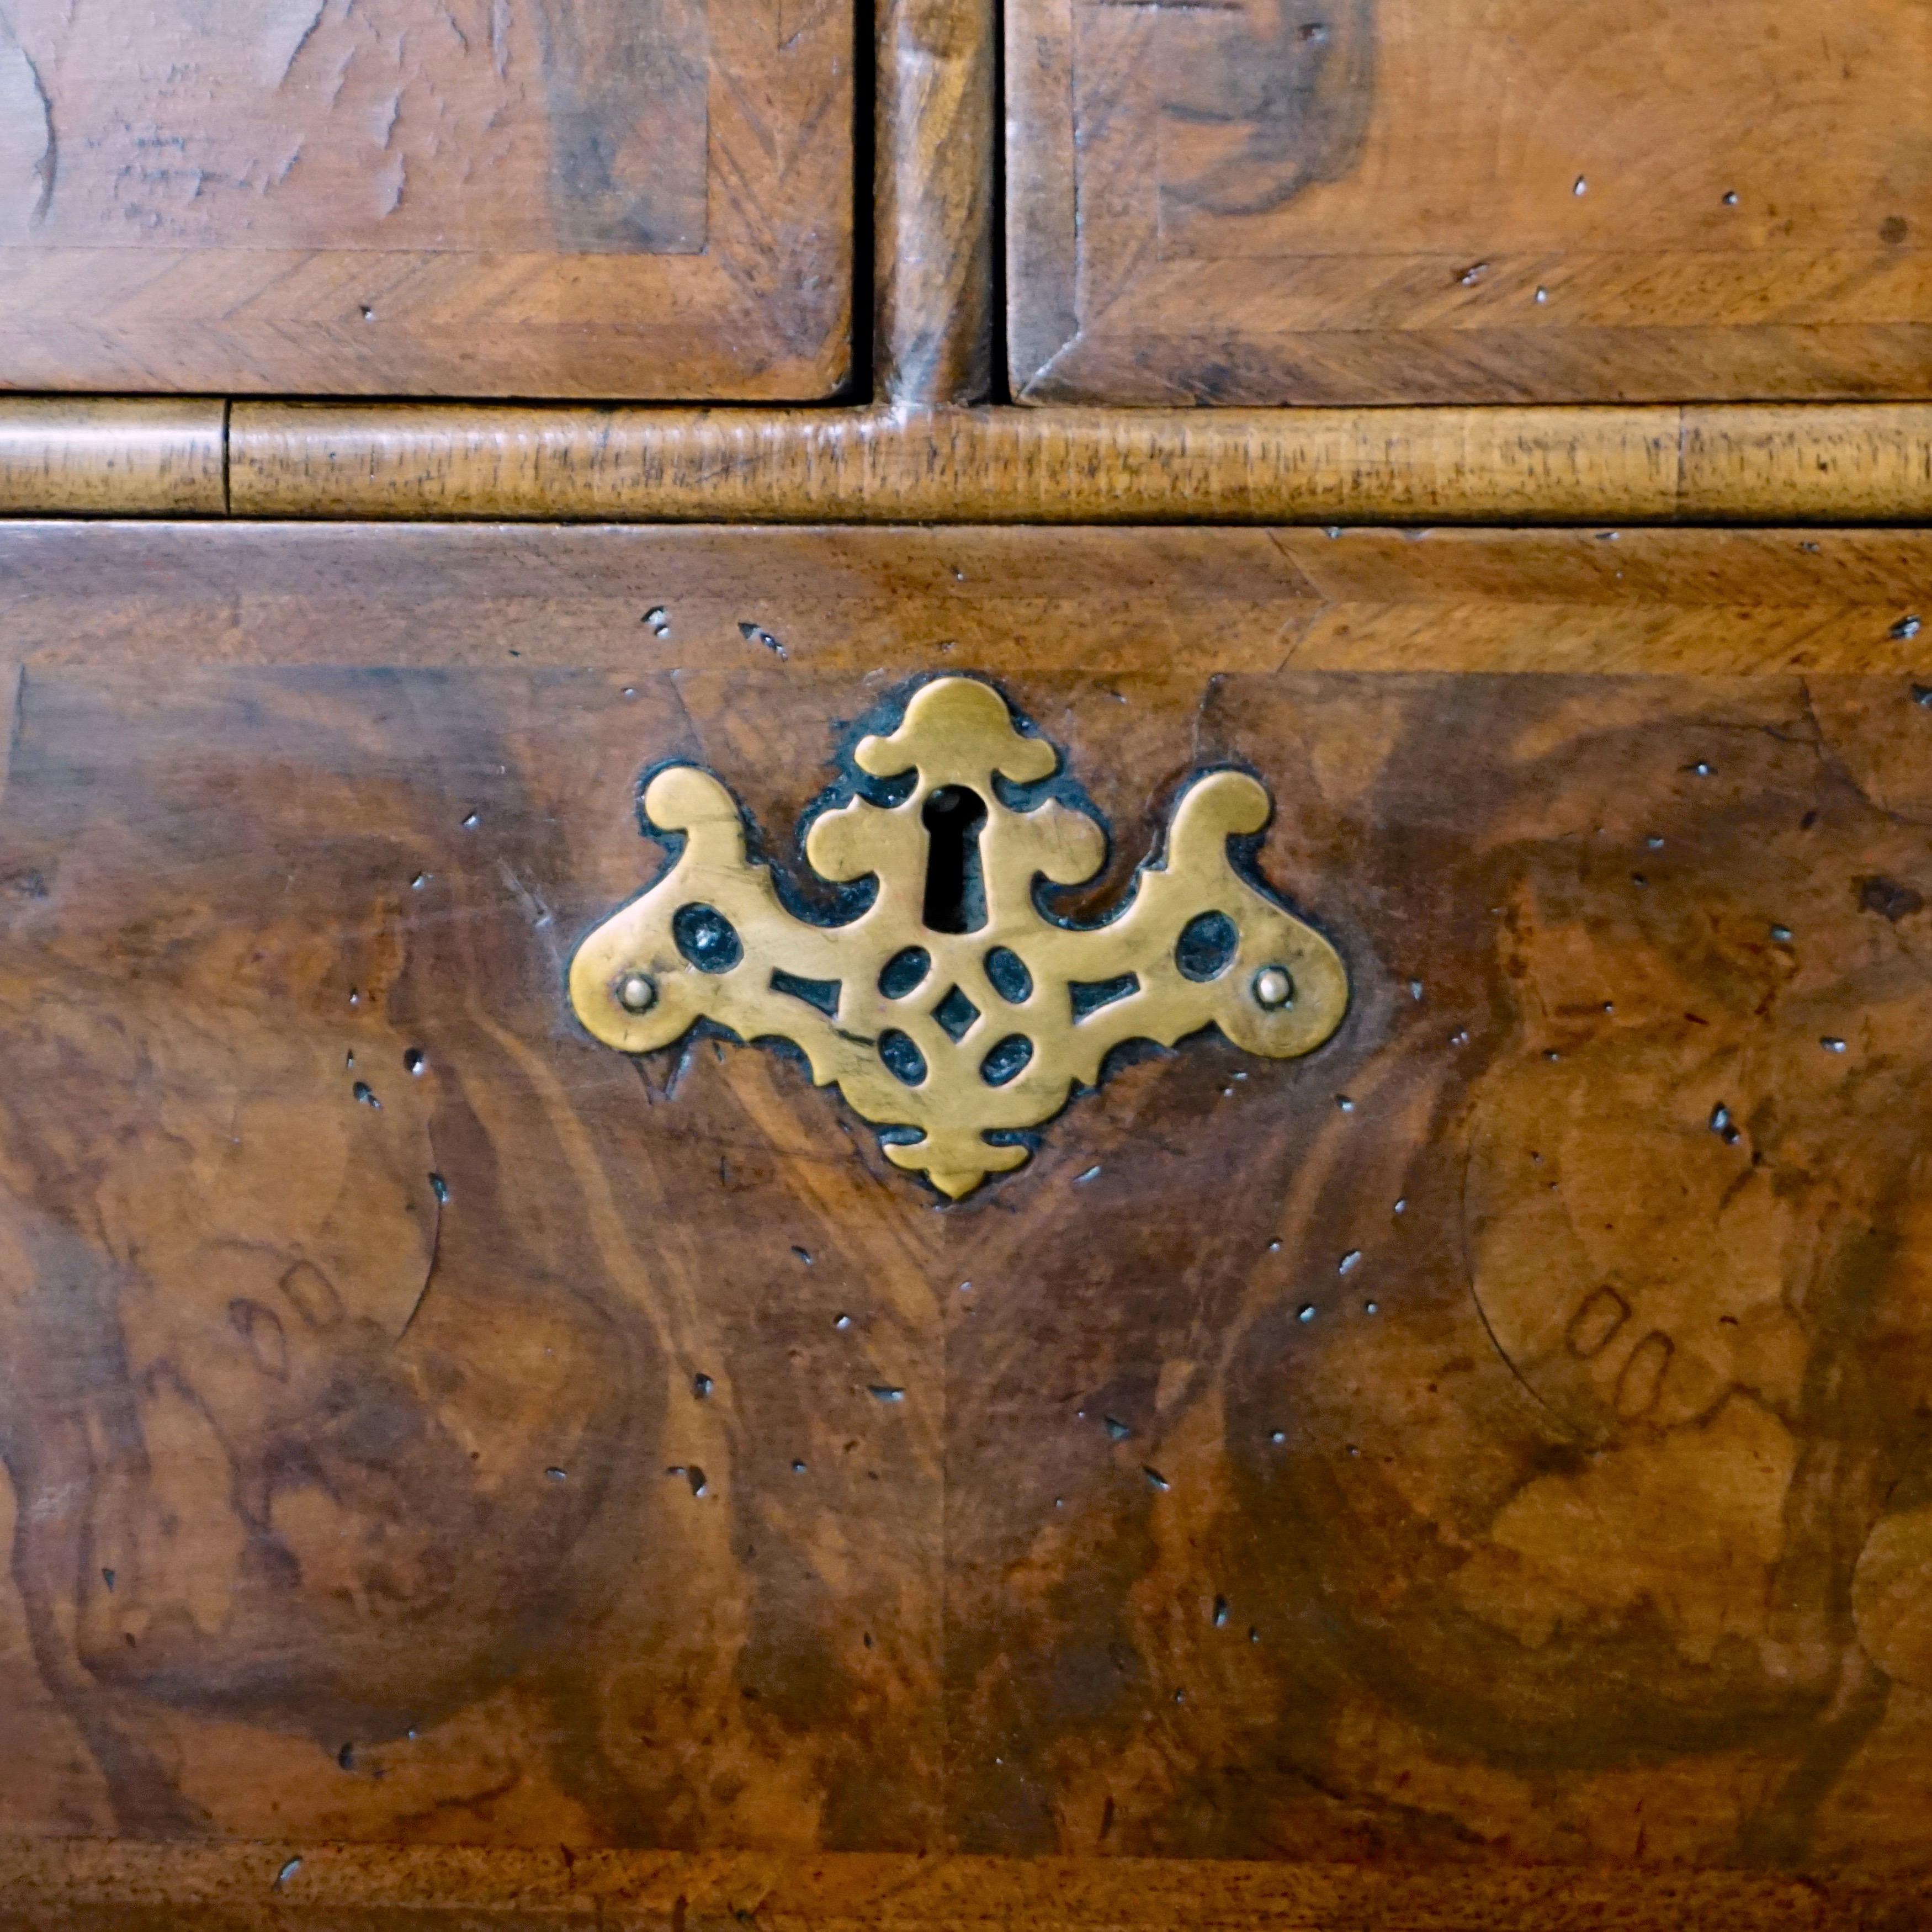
0 398 226 515
227 402 1932 523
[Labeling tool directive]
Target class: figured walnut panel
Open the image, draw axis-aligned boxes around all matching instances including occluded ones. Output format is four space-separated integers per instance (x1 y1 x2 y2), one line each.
1006 0 1932 403
0 0 851 397
3 526 1932 1915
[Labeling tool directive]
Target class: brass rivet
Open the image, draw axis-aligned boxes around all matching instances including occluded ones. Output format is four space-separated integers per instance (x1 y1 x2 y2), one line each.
617 972 657 1013
1252 965 1294 1010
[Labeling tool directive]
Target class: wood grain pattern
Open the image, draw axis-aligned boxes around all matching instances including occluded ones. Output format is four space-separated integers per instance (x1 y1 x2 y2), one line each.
223 402 1932 524
0 399 225 513
229 401 1680 521
874 0 996 402
1006 0 1932 403
1680 404 1932 521
5 526 1932 1928
3 523 1927 677
3 1841 1931 1929
0 0 851 397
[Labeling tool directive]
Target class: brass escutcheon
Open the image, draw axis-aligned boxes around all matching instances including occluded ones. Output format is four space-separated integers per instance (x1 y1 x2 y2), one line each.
570 677 1348 1197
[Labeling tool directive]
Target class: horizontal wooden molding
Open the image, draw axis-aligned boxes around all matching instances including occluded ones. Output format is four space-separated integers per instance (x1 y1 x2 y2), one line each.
220 402 1932 524
226 402 1679 522
1 1840 1928 1930
3 400 1931 523
0 398 227 515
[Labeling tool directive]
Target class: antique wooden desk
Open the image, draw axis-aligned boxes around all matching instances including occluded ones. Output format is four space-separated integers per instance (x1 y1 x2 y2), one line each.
0 3 1930 1927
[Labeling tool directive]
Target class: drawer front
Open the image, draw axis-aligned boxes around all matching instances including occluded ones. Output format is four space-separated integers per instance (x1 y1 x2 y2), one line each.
0 1 851 397
1006 0 1931 404
0 523 1929 1867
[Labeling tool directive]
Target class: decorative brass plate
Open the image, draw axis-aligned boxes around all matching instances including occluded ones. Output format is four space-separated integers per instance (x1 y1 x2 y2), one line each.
570 678 1348 1196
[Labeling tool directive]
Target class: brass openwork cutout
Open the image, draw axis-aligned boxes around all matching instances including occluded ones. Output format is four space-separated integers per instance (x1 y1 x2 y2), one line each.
569 678 1348 1197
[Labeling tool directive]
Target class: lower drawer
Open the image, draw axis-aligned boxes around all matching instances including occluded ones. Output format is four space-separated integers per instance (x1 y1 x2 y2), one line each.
1 522 1930 1915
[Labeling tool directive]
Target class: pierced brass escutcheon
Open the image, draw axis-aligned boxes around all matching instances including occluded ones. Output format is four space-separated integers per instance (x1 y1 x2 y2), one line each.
569 678 1348 1197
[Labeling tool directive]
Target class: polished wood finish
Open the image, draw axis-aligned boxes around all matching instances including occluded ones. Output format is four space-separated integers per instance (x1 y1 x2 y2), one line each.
0 400 225 514
1006 0 1932 404
3 3 1926 1926
1681 403 1932 521
224 401 1932 523
229 401 1681 520
875 0 996 402
3 522 1928 674
0 1 851 399
3 527 1932 1931
1 399 1929 526
3 1842 1929 1930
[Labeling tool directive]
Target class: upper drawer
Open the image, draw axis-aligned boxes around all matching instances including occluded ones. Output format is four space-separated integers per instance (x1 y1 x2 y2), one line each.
1006 0 1930 404
0 0 851 397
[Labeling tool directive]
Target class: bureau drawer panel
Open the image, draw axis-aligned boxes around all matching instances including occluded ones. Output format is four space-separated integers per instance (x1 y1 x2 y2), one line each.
0 1 852 397
1006 0 1932 404
0 523 1929 1873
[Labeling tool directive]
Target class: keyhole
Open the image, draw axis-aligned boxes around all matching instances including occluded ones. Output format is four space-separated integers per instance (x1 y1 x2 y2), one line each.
921 786 988 933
